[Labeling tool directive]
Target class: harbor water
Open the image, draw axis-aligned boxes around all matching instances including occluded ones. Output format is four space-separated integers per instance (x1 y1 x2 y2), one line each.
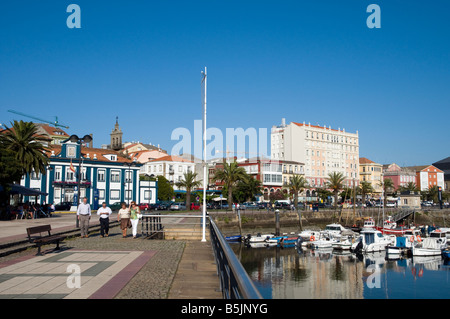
230 239 450 299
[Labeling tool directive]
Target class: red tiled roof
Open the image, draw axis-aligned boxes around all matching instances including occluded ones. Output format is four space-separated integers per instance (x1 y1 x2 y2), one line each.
148 155 193 163
359 157 375 164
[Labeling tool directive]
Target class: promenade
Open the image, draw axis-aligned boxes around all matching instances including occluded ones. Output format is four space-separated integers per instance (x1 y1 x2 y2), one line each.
0 213 222 299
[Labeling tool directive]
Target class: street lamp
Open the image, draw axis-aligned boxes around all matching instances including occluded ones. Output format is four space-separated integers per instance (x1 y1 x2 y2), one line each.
124 160 137 205
68 134 92 228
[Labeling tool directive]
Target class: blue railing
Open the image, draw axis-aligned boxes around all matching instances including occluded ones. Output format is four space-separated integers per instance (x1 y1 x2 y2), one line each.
209 218 263 299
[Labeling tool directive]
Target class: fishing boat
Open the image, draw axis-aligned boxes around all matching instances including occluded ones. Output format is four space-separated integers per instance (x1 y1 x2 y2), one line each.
351 228 392 253
411 230 447 257
266 235 288 245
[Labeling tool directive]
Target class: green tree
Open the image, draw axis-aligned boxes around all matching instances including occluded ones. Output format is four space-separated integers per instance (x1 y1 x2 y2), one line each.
285 174 309 230
285 174 308 208
379 178 394 207
398 182 419 193
0 121 49 181
175 171 201 210
156 175 174 201
360 181 374 204
326 172 346 210
234 173 262 203
212 160 247 208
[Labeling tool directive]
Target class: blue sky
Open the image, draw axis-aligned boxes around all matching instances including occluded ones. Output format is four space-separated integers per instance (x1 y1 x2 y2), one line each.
1 1 449 166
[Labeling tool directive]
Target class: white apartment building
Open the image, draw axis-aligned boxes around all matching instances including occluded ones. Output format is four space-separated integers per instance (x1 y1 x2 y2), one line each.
140 155 196 190
271 119 359 188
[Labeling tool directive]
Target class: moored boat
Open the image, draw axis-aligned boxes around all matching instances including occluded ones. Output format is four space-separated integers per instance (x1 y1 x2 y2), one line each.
411 230 447 257
351 228 392 253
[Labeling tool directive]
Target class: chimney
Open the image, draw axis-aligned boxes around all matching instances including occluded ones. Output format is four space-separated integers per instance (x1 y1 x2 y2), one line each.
93 154 97 160
281 118 286 127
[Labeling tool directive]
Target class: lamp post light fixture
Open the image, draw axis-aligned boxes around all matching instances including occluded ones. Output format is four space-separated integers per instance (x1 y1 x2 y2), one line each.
124 160 137 205
67 134 93 228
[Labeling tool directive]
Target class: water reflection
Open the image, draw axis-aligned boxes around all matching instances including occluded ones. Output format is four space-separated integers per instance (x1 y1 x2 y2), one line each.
231 243 450 299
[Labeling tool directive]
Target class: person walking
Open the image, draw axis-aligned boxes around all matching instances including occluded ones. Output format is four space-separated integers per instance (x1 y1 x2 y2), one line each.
97 202 112 237
117 202 130 238
129 201 141 239
77 197 91 238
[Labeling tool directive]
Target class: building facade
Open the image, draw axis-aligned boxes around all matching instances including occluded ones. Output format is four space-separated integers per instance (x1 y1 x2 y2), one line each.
359 157 383 194
271 119 359 188
433 157 450 191
140 155 196 189
404 165 445 191
20 141 157 208
382 163 416 190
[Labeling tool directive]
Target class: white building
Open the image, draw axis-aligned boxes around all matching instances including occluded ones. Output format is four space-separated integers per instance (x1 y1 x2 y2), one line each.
140 155 196 189
271 119 359 188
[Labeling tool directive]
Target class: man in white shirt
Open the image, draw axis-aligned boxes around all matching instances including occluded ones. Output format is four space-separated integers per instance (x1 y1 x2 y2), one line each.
97 202 112 237
77 197 91 238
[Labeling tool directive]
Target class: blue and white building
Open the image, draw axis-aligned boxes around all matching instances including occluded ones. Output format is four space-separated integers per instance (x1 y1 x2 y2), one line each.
20 140 157 208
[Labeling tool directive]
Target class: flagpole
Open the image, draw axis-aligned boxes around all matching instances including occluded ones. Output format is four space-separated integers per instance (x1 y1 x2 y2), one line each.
201 67 207 242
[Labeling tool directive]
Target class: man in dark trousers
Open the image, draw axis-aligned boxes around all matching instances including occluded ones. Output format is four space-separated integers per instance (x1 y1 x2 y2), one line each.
97 202 112 237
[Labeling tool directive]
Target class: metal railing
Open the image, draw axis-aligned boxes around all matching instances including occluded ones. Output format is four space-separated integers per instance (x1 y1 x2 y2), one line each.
209 218 263 299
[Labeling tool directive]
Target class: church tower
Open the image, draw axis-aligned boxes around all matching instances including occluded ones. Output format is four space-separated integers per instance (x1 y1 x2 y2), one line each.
110 116 123 151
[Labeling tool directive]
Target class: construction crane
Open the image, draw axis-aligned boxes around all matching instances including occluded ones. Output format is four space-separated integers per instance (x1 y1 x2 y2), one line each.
7 109 70 129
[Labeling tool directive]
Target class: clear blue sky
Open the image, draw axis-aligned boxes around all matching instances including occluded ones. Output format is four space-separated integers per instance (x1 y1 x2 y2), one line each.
1 1 449 166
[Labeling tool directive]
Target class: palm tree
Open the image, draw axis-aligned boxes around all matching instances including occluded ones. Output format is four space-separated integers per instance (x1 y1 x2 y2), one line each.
326 172 346 210
175 171 201 211
212 160 247 208
379 178 394 207
0 120 50 181
360 181 374 205
285 174 309 230
285 174 308 209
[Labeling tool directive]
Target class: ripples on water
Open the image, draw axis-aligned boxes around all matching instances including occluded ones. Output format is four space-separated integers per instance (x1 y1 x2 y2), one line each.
230 243 450 299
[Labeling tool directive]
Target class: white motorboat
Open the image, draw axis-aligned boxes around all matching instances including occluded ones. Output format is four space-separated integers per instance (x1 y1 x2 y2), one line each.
246 233 274 243
298 230 321 242
411 230 447 256
332 238 353 250
351 228 392 253
386 229 422 257
321 223 347 239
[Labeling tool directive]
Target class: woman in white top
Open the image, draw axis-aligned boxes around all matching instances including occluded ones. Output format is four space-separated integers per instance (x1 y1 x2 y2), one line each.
117 202 130 238
97 202 112 237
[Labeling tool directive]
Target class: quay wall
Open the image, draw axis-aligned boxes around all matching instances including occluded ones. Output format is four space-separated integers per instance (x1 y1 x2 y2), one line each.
210 208 450 230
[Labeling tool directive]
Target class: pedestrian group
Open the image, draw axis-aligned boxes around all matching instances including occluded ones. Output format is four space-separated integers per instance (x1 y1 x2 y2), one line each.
76 198 141 238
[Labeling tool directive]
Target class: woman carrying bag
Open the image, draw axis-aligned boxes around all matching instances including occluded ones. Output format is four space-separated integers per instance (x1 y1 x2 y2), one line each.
117 202 131 238
129 201 141 239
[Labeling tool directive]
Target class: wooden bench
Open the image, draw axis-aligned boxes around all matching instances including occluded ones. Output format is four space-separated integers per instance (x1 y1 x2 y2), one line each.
26 225 65 256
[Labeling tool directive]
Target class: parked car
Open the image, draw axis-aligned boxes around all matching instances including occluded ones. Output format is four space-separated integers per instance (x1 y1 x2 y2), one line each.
242 202 258 209
170 203 187 211
139 203 150 211
190 203 200 210
54 201 72 211
109 201 123 211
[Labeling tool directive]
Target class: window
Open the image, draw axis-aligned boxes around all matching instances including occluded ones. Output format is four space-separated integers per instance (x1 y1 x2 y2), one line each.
125 170 132 183
30 172 40 180
98 189 105 200
110 190 120 200
55 168 62 181
111 170 121 183
144 190 152 200
66 171 75 182
126 190 132 200
97 169 105 182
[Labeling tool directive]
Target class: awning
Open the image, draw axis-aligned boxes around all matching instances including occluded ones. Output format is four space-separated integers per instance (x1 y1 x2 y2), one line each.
0 184 48 196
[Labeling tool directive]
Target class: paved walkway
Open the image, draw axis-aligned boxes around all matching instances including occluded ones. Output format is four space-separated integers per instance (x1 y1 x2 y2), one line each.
0 213 223 299
168 241 222 299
